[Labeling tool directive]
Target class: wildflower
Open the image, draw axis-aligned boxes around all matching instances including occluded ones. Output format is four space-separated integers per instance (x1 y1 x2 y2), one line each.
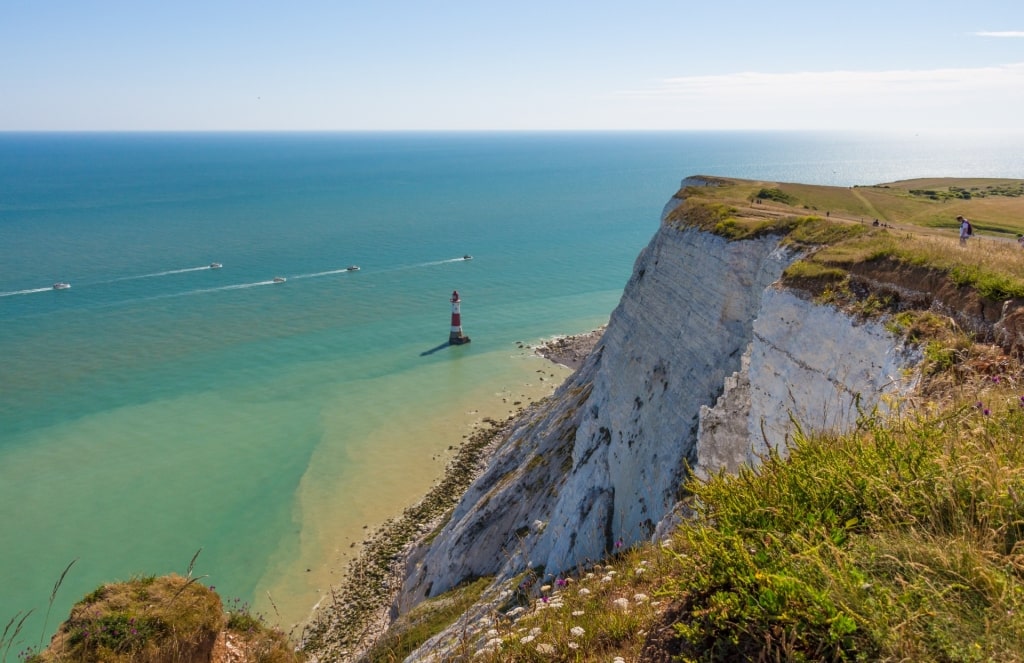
578 587 591 595
486 629 500 638
520 634 536 644
536 643 555 654
613 597 630 611
568 642 579 650
555 577 568 587
993 375 1001 383
615 539 624 549
633 593 650 602
571 610 585 616
984 408 991 416
570 626 586 637
540 584 552 593
601 575 613 583
634 566 646 575
975 401 984 410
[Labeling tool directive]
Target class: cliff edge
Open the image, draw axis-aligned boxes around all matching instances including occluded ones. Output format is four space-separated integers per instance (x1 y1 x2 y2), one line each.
396 177 928 659
313 175 1024 662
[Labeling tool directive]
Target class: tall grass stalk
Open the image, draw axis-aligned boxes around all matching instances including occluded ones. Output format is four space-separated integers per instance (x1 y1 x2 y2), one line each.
37 559 75 653
2 611 33 663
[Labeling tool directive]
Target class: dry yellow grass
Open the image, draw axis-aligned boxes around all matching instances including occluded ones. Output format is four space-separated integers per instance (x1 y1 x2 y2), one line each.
678 175 1024 238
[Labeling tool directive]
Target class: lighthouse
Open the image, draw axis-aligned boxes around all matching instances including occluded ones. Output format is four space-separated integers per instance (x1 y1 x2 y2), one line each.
449 290 471 345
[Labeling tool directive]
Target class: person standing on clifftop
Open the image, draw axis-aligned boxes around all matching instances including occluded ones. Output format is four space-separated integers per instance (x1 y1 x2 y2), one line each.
958 215 971 246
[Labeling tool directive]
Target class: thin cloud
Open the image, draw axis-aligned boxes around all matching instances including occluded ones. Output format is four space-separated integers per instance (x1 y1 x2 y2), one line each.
623 64 1024 101
972 31 1024 37
610 64 1024 130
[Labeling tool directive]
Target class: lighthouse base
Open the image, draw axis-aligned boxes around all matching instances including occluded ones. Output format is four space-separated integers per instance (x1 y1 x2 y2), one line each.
449 334 471 345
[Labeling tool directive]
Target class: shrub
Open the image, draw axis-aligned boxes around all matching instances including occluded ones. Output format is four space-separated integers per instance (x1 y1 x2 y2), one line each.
756 188 797 205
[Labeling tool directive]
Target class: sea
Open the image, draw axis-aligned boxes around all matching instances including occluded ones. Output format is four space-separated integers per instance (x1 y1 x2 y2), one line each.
2 130 1023 644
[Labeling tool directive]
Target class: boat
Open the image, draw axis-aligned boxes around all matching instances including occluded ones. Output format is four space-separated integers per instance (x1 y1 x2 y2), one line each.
463 254 473 260
209 262 223 269
52 282 71 290
273 276 287 283
346 265 360 271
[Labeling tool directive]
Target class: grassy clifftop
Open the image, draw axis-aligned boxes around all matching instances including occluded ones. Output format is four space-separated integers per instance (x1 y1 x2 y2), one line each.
363 178 1024 662
669 175 1024 237
668 177 1024 354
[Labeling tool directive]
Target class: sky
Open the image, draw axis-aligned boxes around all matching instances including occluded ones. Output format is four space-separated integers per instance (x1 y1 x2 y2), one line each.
2 0 1023 131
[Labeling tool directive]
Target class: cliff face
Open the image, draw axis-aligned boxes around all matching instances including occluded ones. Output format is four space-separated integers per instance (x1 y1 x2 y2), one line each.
397 187 921 621
696 287 921 478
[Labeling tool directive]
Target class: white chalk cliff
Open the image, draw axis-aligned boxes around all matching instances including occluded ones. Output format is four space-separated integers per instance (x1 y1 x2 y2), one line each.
394 179 922 658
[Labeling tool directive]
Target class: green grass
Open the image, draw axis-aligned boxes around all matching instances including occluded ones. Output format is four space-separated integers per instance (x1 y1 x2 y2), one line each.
20 575 302 663
463 372 1024 662
669 179 1024 305
676 176 1024 236
361 576 493 662
662 388 1024 662
755 187 798 205
31 574 223 663
781 260 847 283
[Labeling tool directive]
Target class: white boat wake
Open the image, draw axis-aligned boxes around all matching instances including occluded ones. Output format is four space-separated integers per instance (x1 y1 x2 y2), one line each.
172 280 278 297
132 279 278 304
3 256 465 303
0 287 55 298
103 264 216 283
384 256 474 273
291 267 359 280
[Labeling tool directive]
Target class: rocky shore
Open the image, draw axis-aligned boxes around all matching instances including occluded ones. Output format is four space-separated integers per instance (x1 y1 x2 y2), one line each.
299 413 515 660
534 326 606 370
300 329 605 661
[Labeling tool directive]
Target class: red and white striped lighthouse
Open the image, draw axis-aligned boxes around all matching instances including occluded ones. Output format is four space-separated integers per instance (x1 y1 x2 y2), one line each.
449 290 471 345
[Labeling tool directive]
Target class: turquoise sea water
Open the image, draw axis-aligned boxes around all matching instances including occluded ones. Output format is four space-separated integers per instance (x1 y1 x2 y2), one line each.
2 131 1023 641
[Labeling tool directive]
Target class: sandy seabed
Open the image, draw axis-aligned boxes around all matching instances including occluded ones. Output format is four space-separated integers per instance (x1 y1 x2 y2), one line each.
298 328 605 659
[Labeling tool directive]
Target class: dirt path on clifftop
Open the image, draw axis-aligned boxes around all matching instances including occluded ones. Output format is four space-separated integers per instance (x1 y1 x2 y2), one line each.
851 187 884 222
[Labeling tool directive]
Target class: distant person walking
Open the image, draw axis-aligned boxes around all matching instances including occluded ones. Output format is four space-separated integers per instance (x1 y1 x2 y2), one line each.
958 215 972 246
